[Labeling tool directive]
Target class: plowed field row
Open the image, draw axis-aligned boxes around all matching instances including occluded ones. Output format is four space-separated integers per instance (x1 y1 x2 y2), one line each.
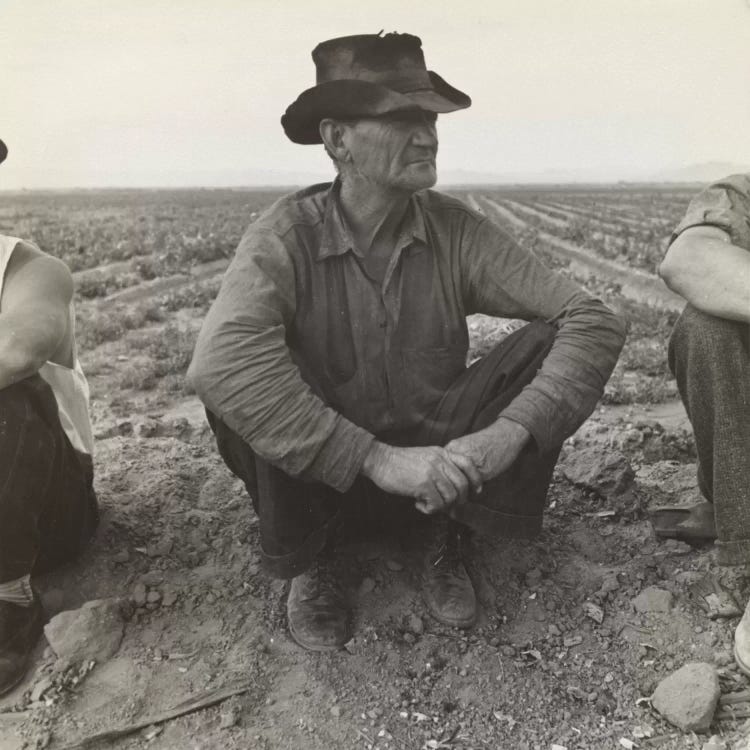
471 195 683 312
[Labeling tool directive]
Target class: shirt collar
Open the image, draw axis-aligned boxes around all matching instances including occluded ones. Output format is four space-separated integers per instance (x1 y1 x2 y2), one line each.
316 179 428 262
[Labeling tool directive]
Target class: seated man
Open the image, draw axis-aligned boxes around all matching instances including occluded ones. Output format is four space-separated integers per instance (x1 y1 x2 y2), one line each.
659 174 750 671
0 139 98 693
188 32 626 651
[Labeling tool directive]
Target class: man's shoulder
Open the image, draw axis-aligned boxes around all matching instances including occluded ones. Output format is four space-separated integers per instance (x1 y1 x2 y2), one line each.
253 182 333 238
673 173 750 249
707 172 750 197
6 239 70 276
1 238 73 311
416 189 485 223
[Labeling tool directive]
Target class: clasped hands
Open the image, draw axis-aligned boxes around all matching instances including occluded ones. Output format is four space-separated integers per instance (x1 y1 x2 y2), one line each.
361 418 531 515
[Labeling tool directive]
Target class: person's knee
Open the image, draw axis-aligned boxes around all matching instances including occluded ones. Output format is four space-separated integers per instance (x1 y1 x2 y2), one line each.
0 377 56 457
670 305 747 374
0 381 35 434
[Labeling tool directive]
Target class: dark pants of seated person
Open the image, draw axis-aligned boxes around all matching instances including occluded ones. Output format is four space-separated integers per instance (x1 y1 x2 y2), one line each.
208 320 561 579
668 305 750 566
0 375 98 585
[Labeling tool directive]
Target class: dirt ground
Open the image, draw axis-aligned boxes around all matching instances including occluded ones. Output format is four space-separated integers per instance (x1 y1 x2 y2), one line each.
3 348 750 750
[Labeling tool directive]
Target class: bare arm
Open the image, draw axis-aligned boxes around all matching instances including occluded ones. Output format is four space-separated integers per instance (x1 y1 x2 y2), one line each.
659 226 750 323
0 242 73 390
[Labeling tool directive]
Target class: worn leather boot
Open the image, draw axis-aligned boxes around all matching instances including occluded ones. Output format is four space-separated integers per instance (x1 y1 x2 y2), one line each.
734 596 750 676
0 598 44 696
287 560 350 651
422 521 477 628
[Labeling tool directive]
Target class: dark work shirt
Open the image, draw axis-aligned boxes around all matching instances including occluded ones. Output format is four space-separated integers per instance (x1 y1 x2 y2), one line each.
188 181 626 492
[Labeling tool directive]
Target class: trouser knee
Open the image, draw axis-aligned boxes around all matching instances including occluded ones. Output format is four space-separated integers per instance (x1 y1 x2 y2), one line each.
0 378 51 455
668 305 748 378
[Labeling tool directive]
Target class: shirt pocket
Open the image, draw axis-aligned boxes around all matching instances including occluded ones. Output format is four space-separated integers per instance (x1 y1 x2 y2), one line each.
399 346 467 418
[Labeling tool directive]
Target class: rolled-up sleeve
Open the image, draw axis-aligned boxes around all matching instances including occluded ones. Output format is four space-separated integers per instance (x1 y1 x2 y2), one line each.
187 228 374 492
670 174 750 248
462 218 627 452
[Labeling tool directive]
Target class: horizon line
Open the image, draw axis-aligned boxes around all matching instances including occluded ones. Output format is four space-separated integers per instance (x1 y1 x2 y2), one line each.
0 178 713 193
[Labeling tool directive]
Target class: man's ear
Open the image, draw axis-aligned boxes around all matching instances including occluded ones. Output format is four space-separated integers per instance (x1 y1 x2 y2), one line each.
319 119 350 163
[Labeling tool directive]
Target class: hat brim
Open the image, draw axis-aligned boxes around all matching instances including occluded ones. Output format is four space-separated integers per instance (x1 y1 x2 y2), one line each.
281 72 471 145
0 140 6 165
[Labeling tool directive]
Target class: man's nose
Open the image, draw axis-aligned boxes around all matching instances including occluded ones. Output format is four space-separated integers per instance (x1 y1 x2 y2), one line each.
412 121 438 148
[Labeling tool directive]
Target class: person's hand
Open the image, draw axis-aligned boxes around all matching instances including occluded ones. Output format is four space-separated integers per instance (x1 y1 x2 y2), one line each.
444 418 531 484
361 442 482 515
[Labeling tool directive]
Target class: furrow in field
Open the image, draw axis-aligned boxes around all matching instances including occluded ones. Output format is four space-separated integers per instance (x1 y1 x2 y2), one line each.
476 196 684 312
548 198 680 234
531 201 637 236
498 199 568 229
94 257 229 306
543 200 655 230
73 260 133 285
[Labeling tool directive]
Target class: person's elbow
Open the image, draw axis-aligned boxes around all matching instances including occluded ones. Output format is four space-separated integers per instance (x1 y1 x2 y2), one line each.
658 249 683 293
186 349 211 403
0 319 65 380
1 345 44 382
588 296 627 349
658 234 709 299
604 304 627 355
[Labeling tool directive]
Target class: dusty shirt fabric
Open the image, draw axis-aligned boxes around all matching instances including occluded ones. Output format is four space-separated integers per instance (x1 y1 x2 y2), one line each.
189 181 625 493
671 173 750 251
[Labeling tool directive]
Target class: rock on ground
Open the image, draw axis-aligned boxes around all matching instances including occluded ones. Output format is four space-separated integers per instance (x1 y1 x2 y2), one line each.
652 662 720 732
632 586 674 613
561 448 635 500
44 598 125 663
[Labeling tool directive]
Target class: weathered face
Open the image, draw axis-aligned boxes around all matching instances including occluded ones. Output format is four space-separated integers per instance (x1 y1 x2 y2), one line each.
343 110 439 193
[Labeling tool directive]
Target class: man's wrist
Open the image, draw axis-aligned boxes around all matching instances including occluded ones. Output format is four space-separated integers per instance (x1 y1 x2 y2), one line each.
487 416 531 444
361 440 390 480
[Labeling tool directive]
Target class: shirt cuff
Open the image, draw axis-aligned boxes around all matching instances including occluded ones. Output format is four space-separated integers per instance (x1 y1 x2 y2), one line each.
498 404 551 455
499 386 588 455
303 418 375 493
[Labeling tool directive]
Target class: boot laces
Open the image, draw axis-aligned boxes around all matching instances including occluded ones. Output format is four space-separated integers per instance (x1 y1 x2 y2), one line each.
431 531 464 575
312 559 343 597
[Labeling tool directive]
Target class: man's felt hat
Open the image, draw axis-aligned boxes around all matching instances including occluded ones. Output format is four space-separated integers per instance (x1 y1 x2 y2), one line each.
0 140 7 165
281 32 471 145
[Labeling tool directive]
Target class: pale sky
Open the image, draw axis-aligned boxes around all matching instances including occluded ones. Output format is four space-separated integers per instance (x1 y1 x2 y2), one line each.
2 0 750 188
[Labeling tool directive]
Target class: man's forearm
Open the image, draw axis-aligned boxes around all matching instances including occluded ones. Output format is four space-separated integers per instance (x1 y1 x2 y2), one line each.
500 302 626 453
660 235 750 324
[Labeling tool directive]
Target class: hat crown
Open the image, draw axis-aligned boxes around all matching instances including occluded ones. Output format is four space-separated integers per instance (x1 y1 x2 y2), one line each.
312 33 432 92
282 31 470 144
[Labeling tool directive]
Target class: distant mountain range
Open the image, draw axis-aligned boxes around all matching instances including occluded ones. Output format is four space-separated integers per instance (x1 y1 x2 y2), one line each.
437 161 750 187
647 161 750 183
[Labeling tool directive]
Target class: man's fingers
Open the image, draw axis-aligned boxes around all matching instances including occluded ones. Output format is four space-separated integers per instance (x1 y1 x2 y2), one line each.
445 449 483 494
416 480 447 514
432 475 458 508
437 458 470 504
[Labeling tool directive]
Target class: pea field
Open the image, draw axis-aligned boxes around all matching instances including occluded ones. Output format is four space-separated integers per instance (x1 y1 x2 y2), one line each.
4 184 749 750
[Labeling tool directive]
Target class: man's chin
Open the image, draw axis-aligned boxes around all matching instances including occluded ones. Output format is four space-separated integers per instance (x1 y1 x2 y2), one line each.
406 163 437 190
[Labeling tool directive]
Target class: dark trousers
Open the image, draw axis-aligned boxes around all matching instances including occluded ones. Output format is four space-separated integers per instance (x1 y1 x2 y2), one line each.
0 375 98 583
209 321 561 579
668 305 750 565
